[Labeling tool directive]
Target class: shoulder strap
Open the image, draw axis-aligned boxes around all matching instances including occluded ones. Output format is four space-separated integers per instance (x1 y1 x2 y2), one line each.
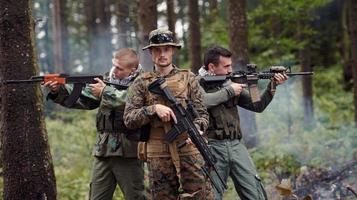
141 71 156 79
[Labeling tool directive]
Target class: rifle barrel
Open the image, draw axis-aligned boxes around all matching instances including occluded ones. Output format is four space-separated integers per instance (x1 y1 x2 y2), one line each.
1 79 43 84
258 71 314 79
287 72 314 76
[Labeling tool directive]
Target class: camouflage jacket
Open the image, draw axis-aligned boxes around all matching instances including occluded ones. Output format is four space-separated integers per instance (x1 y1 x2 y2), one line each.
124 67 209 138
47 75 138 158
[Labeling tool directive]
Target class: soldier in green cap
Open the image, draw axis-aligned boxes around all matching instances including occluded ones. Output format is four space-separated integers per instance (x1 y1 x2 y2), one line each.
45 48 146 200
124 28 214 200
197 45 288 200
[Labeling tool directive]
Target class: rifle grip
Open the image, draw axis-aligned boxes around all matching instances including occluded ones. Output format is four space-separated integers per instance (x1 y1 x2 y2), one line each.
249 83 260 103
270 81 277 95
165 125 181 143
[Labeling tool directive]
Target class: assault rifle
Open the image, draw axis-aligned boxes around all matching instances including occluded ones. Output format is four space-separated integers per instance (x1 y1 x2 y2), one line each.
148 77 227 194
200 64 313 102
1 73 129 107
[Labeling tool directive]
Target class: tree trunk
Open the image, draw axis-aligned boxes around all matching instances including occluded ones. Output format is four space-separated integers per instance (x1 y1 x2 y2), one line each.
34 0 53 73
85 0 112 74
177 0 188 63
166 0 178 65
52 0 69 73
228 0 257 148
188 0 201 73
209 0 218 21
84 0 97 73
166 0 176 39
270 15 294 134
0 1 57 199
341 0 353 90
297 10 315 127
300 45 314 126
130 1 139 48
209 0 218 11
43 3 53 73
138 0 157 71
116 0 130 49
95 0 112 73
349 0 357 126
229 0 249 70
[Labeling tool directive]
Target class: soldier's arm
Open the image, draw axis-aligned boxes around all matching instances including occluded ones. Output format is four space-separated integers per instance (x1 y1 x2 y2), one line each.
236 82 275 113
124 77 155 129
99 86 127 114
189 73 209 131
199 83 236 109
47 85 100 109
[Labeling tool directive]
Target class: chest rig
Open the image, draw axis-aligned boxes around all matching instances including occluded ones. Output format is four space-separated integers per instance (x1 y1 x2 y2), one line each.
202 83 242 140
96 83 140 140
142 69 200 157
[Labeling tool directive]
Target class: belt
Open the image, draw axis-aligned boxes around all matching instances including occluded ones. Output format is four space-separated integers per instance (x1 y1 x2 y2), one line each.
209 133 238 140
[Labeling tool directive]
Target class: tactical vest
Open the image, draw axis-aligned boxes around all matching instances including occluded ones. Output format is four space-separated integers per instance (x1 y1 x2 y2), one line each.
93 75 140 158
96 109 123 132
202 85 242 140
141 69 199 157
143 69 190 129
96 102 141 136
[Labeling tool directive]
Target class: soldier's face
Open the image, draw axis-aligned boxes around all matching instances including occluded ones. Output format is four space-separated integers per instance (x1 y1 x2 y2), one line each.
150 46 174 68
209 56 232 75
112 58 135 80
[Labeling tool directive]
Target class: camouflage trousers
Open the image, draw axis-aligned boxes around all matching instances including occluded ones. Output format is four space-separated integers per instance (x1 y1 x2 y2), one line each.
208 139 268 200
147 153 214 200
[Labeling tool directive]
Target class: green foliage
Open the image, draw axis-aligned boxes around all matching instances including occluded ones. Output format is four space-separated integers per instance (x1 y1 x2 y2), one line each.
252 149 301 181
248 0 332 67
313 66 354 125
46 110 126 199
47 110 95 199
201 17 229 50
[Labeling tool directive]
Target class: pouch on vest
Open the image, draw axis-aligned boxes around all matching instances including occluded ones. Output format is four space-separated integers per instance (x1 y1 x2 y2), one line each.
124 124 150 142
96 110 124 132
137 141 147 161
139 124 151 142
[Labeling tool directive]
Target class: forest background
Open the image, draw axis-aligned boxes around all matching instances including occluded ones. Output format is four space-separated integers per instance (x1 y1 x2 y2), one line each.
0 0 356 199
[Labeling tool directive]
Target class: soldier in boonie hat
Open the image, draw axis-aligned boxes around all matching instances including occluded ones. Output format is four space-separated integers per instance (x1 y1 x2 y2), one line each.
125 28 214 199
142 28 181 50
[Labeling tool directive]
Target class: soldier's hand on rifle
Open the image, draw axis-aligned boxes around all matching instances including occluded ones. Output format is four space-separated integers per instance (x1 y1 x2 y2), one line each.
230 83 247 96
89 78 106 98
273 73 288 85
154 104 177 123
185 127 204 145
43 81 60 93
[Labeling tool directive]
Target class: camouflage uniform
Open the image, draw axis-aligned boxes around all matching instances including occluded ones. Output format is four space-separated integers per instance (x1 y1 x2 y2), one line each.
47 76 145 200
199 67 274 200
124 67 214 200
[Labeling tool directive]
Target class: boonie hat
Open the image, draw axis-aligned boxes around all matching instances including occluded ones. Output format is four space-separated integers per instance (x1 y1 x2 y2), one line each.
142 28 181 50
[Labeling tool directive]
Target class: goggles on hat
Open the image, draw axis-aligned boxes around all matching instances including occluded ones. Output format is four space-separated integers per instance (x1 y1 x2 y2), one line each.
149 33 174 44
